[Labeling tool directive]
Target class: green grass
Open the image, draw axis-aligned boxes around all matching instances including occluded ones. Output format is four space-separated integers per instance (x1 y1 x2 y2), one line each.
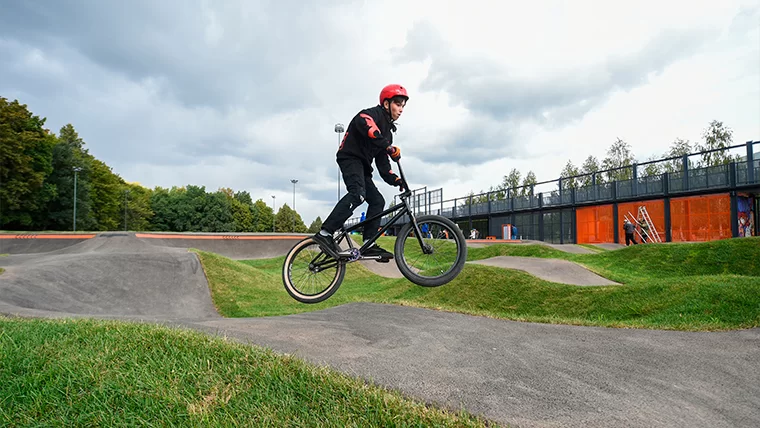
576 243 607 253
199 251 412 318
571 238 760 280
0 317 493 427
197 237 760 331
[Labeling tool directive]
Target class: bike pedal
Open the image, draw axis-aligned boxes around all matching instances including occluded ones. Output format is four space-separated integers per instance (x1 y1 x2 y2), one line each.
375 258 391 263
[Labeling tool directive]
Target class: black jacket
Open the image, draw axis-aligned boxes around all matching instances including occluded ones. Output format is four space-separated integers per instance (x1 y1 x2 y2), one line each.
336 105 399 185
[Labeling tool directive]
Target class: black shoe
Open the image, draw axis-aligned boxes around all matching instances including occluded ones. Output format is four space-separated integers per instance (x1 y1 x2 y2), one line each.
362 244 393 262
312 232 341 258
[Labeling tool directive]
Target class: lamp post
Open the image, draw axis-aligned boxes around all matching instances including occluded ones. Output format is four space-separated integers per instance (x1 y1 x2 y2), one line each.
72 167 82 231
124 189 130 232
334 123 344 202
271 195 276 232
290 179 298 209
291 179 298 232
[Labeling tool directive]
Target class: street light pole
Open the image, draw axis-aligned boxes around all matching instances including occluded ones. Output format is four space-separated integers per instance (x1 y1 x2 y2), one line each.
334 123 344 203
124 189 130 232
291 179 298 210
290 179 298 232
271 195 276 232
73 167 82 232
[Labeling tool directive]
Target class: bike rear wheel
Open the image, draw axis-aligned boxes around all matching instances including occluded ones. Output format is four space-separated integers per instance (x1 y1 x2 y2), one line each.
283 237 346 303
394 215 467 287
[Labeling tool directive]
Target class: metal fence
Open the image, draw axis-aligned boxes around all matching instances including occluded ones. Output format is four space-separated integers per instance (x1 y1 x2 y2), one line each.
346 141 759 229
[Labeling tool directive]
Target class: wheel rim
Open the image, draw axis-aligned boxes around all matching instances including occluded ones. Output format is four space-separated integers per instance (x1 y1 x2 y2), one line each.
287 242 341 297
399 220 461 279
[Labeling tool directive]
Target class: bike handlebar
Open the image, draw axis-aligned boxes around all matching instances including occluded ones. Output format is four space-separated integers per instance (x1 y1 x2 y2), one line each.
394 159 413 198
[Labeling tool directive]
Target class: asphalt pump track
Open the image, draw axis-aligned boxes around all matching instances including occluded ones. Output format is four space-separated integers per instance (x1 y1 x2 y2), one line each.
0 232 757 427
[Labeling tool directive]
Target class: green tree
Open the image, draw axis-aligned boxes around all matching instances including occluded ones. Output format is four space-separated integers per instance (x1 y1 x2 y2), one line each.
0 97 56 229
88 158 124 230
641 155 663 177
234 190 253 206
149 187 175 231
579 155 601 187
149 186 197 232
459 191 476 207
217 187 253 232
663 138 695 173
192 188 235 232
520 171 537 196
230 196 254 232
274 203 307 232
560 160 580 189
308 216 323 233
123 183 153 231
696 120 737 167
601 138 636 182
46 124 95 231
499 168 521 197
252 199 275 232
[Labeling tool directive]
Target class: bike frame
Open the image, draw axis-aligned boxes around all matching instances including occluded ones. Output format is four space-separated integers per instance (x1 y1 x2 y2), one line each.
334 160 430 259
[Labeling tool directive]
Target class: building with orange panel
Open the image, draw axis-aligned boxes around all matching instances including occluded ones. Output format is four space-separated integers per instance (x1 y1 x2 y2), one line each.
576 205 614 243
435 141 758 244
670 194 732 242
617 200 666 242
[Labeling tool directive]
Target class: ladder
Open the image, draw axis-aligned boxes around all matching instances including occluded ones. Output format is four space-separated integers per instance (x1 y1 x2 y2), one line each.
637 206 662 243
624 206 662 243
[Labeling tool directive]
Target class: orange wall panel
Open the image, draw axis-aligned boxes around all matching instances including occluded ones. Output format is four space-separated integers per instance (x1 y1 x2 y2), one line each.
670 194 731 242
617 199 666 243
576 205 614 243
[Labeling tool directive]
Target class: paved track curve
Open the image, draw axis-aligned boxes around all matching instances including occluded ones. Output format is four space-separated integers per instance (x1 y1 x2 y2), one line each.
1 232 757 427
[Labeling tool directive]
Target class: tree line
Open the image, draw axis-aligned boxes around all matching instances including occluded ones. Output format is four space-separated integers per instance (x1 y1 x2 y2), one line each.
462 120 739 204
0 97 323 233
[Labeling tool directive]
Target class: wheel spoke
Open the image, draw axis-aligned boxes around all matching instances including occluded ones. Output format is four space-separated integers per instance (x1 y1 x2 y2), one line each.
284 240 345 302
394 216 467 287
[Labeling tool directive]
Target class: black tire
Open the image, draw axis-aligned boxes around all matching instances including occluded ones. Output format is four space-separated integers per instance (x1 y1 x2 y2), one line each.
283 237 346 303
394 215 467 287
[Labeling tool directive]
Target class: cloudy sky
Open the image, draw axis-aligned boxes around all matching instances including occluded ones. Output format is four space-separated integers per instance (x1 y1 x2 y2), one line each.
2 0 759 224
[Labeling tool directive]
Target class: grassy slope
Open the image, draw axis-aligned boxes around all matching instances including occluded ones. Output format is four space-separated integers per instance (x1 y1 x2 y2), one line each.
197 237 760 331
0 318 492 427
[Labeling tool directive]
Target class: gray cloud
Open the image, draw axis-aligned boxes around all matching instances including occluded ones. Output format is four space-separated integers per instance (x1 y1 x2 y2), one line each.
0 1 360 179
390 21 718 166
0 0 350 112
398 23 715 126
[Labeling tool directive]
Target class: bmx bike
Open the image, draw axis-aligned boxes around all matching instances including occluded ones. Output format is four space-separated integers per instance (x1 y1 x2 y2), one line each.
282 160 467 304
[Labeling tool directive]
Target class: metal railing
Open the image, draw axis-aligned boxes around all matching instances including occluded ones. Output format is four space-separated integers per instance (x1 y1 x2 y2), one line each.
345 140 759 227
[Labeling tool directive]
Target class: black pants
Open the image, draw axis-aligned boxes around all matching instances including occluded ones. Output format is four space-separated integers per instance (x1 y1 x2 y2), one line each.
625 233 637 246
322 158 385 242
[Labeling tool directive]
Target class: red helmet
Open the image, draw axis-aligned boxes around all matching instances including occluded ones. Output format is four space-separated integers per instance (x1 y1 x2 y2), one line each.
379 84 409 105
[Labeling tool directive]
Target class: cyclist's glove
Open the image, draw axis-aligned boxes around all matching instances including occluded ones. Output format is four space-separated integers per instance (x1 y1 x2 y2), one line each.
393 176 405 192
387 145 401 161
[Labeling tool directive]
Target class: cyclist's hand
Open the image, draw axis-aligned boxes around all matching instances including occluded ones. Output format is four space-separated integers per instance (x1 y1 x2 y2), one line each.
394 176 405 192
394 177 406 193
387 145 401 161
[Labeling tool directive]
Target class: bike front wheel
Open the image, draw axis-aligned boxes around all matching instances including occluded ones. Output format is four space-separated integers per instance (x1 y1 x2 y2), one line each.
283 237 346 303
394 215 467 287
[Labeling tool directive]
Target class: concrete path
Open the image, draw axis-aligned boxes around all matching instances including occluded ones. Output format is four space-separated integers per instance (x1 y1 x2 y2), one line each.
540 243 596 254
469 256 620 286
186 303 759 428
0 233 219 320
1 232 758 427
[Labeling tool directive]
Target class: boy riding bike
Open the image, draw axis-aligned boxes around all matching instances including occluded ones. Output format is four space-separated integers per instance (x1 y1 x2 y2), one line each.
313 84 408 262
